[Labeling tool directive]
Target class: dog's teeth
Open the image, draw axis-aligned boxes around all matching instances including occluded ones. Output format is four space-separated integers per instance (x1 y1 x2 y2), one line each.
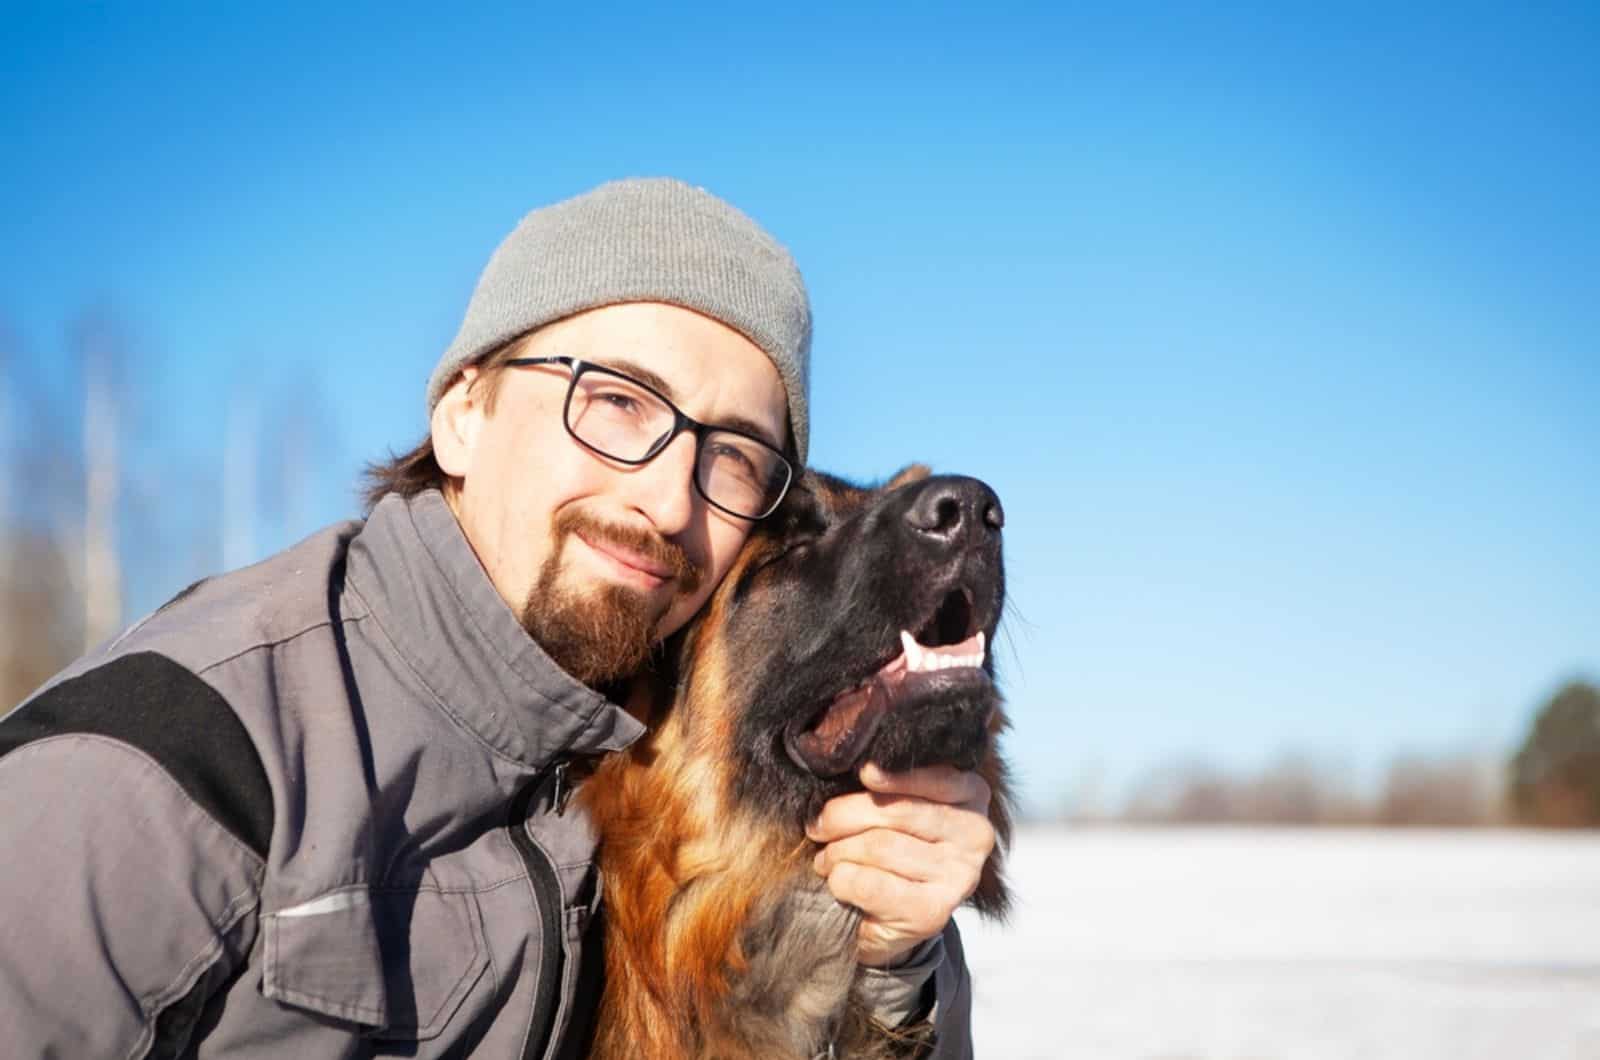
897 631 991 674
899 630 923 671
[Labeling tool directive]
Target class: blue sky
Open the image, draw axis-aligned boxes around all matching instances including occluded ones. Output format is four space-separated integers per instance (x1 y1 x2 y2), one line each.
3 4 1596 814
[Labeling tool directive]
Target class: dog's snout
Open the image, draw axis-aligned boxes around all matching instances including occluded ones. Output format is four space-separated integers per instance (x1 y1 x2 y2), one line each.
903 476 1003 548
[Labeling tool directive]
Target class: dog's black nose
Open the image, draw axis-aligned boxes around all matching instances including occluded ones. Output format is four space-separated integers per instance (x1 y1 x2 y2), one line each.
903 476 1003 547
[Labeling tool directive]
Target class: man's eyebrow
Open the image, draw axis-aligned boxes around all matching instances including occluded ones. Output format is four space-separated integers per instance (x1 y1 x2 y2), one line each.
599 356 678 402
596 356 785 451
717 415 785 450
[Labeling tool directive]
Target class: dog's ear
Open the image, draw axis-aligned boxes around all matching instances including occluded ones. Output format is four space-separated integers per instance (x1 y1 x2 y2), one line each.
968 708 1013 921
886 463 932 490
783 468 885 531
762 471 832 542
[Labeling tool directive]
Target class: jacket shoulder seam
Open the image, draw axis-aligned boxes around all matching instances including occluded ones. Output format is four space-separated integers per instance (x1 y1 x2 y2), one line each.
191 612 357 679
0 652 275 860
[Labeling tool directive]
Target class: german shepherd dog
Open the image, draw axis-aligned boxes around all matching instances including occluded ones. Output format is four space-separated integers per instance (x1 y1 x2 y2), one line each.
578 465 1012 1058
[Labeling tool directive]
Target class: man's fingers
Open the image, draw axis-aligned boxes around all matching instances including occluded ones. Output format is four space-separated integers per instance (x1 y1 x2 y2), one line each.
818 861 943 929
807 767 1001 967
807 789 995 846
813 827 947 883
808 791 942 844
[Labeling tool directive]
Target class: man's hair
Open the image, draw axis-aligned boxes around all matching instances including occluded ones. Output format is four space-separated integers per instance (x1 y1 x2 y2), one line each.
360 335 530 513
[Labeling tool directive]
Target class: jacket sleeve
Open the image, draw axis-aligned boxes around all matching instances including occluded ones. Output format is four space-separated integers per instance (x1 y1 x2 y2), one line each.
923 919 976 1058
856 919 976 1059
1 733 266 1059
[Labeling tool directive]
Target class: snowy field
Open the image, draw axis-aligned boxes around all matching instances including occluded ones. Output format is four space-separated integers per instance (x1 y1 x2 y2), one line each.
954 826 1600 1059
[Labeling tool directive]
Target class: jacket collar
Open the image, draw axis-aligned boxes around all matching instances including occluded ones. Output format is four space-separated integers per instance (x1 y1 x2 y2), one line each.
344 489 644 769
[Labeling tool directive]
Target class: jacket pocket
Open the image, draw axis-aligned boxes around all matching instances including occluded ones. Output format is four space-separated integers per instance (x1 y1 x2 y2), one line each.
261 886 490 1041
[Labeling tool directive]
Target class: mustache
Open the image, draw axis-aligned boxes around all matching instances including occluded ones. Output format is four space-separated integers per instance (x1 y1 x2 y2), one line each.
553 508 703 595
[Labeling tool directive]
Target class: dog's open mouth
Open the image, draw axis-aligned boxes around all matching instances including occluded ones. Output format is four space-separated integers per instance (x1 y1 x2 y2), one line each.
785 589 991 777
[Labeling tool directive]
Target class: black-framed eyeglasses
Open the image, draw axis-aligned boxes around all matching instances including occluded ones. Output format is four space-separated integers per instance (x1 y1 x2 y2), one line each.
504 355 794 520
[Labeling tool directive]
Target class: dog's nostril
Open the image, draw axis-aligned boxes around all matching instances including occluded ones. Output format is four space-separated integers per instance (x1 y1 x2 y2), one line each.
904 476 1002 544
907 488 968 538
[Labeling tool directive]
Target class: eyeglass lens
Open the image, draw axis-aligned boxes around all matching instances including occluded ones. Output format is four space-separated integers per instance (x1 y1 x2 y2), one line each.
567 368 788 518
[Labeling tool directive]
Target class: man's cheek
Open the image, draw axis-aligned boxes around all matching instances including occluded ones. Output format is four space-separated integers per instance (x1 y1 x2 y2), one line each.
655 591 705 640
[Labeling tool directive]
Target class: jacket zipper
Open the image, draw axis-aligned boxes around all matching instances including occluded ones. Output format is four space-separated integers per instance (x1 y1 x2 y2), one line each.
509 761 569 1060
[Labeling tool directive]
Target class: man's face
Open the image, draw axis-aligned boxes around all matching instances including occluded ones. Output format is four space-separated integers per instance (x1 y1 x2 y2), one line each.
432 302 789 684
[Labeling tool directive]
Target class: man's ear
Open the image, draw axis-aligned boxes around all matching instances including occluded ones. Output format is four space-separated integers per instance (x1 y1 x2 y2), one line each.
430 366 484 478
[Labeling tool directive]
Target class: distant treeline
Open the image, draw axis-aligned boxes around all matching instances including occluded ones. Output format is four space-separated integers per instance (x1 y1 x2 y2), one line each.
1054 680 1600 829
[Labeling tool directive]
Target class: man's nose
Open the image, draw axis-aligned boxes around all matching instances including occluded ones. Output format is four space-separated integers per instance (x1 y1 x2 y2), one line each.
627 432 699 535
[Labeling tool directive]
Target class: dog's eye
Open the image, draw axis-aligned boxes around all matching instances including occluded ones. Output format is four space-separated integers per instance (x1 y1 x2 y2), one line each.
750 534 819 574
730 538 812 600
766 539 813 565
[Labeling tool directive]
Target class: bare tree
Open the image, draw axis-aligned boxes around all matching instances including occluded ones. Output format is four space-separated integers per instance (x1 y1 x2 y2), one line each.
74 312 125 650
0 318 83 709
1245 754 1367 825
1 531 80 710
0 318 12 534
1123 759 1242 824
1379 753 1505 826
222 384 259 571
1120 751 1493 827
259 371 338 555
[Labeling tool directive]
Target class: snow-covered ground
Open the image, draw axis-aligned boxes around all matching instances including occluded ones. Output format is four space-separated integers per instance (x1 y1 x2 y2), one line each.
954 826 1600 1059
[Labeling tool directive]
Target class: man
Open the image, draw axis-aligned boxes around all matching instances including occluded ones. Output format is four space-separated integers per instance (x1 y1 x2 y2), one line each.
0 178 994 1057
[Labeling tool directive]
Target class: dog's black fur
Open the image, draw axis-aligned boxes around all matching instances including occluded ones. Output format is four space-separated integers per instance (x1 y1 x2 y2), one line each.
722 468 1004 822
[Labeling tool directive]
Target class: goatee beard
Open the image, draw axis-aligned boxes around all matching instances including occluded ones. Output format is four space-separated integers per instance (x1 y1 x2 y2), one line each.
519 509 701 687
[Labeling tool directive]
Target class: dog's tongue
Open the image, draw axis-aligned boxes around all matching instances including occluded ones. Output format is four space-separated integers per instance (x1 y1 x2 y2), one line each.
798 683 882 763
790 630 988 776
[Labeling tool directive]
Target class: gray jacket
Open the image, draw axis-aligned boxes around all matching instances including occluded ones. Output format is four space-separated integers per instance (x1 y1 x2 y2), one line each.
0 490 975 1058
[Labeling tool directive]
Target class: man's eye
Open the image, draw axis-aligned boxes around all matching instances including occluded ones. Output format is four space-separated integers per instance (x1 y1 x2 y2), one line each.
709 442 758 475
598 392 641 414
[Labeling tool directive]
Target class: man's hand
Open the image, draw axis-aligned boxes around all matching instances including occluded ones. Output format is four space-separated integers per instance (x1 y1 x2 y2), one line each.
807 761 995 967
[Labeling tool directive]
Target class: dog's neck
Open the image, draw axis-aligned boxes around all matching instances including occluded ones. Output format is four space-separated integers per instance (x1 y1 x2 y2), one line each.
580 704 897 1059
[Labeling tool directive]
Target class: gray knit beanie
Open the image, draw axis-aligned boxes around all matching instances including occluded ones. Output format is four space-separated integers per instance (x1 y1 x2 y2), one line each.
428 178 812 462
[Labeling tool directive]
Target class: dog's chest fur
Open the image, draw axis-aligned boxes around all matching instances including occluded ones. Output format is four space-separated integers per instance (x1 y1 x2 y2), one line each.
579 741 908 1059
726 883 863 1056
